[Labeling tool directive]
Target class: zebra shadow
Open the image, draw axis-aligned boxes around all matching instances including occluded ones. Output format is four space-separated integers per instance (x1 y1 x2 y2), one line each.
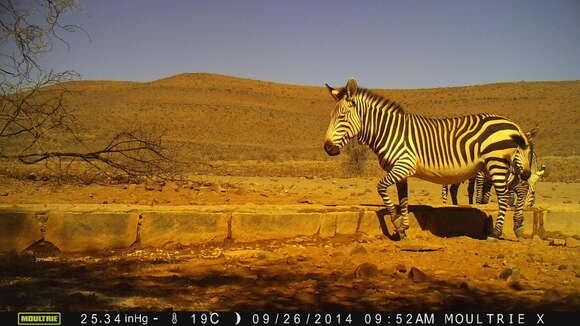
374 205 493 240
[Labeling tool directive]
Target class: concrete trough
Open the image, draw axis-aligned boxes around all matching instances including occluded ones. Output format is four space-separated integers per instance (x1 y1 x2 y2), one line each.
0 203 575 253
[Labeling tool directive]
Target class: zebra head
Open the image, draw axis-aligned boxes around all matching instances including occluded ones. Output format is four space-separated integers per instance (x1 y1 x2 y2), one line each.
323 78 362 156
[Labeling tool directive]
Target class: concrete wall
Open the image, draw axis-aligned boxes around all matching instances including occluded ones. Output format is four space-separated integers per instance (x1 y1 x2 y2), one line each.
0 204 574 253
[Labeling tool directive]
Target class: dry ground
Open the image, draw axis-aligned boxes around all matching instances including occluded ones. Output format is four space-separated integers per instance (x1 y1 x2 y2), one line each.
1 161 579 311
1 231 578 311
1 161 579 210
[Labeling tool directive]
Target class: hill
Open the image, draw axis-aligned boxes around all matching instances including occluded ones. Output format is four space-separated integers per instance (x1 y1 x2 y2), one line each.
6 73 580 181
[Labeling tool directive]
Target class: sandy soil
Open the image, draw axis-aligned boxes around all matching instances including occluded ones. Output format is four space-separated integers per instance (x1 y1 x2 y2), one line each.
1 174 579 211
1 232 578 311
1 161 579 311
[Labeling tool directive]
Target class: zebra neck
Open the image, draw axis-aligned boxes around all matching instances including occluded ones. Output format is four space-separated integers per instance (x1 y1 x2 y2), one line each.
356 104 403 155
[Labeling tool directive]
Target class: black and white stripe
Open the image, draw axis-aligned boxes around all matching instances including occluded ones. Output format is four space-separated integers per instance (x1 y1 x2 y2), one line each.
324 79 533 239
443 145 544 208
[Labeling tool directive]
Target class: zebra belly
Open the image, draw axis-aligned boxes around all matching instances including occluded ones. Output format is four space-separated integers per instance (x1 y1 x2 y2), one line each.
413 164 481 185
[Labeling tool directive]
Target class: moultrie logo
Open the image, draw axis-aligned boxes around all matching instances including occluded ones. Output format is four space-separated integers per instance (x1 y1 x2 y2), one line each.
17 312 61 325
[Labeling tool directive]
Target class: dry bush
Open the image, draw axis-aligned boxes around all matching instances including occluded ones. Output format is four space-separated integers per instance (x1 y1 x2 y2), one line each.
341 141 371 177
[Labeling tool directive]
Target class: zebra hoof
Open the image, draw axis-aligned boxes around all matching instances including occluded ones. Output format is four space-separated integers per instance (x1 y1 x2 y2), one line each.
514 226 525 238
486 235 499 242
397 231 408 241
392 215 408 230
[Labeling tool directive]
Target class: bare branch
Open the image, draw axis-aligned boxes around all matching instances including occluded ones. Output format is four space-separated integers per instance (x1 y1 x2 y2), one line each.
1 1 179 183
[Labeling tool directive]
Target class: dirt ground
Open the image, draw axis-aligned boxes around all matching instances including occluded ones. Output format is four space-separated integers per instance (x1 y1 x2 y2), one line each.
1 161 579 311
1 233 579 311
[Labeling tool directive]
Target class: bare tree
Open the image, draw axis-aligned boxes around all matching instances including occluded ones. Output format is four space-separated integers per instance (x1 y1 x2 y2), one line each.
0 0 176 182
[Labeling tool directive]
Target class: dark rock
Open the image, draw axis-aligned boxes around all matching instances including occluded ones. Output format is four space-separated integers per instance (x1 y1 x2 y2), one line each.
354 262 379 279
509 281 524 291
22 240 61 257
408 267 430 282
498 268 520 282
558 265 567 270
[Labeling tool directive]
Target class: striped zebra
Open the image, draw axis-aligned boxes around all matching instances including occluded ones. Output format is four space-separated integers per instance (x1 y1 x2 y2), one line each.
442 136 544 207
323 79 533 240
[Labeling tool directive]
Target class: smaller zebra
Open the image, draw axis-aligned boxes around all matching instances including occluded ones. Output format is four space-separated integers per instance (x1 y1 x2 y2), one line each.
442 150 545 208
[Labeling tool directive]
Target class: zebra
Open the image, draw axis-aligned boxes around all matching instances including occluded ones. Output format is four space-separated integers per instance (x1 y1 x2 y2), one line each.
442 136 545 207
323 78 533 240
441 175 478 205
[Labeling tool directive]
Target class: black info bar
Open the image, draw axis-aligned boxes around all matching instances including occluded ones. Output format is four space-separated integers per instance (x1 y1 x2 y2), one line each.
3 311 575 326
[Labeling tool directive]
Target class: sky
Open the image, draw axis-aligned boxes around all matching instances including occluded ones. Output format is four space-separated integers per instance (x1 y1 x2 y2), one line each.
31 0 580 88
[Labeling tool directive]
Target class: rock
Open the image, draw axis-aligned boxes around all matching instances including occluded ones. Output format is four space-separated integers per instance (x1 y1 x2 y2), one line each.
0 192 8 196
549 239 566 246
496 253 505 259
482 262 491 268
509 281 524 291
543 289 560 301
498 268 520 282
459 282 471 290
350 246 368 256
298 199 313 204
395 263 407 273
21 239 61 257
354 262 379 279
408 267 430 282
26 173 39 181
558 265 567 270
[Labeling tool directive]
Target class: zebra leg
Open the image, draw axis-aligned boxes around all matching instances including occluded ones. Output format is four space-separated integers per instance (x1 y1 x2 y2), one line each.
527 190 536 207
481 179 492 204
377 167 413 240
475 173 484 204
441 185 449 204
512 182 530 238
450 183 460 205
486 160 511 239
467 178 475 205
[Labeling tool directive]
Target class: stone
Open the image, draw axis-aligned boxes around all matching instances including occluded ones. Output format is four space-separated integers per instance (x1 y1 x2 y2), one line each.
549 239 566 246
408 267 430 282
498 268 520 282
21 239 61 257
354 262 379 279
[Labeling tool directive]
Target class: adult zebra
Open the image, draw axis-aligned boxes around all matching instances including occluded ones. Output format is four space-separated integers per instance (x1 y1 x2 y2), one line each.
323 79 533 240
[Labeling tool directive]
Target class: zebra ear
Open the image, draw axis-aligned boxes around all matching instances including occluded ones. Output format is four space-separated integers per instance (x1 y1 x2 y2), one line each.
526 126 539 140
325 83 341 102
346 78 358 100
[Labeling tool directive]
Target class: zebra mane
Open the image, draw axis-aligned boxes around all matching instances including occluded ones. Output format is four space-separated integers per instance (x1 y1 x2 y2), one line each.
356 88 406 114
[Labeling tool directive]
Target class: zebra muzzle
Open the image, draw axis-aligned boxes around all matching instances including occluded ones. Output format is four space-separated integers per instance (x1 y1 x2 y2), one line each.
324 141 340 156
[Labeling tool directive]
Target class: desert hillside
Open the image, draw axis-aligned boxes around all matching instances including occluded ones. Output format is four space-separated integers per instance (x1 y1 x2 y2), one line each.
5 73 580 181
